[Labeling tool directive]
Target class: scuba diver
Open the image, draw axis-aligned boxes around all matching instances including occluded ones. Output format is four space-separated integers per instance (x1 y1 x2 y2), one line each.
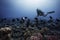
36 9 55 17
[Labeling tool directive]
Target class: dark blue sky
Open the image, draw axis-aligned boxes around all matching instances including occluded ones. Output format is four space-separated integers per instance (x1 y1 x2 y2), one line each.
0 0 60 19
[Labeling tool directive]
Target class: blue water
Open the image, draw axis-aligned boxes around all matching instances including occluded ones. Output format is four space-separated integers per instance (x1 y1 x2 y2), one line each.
0 0 60 19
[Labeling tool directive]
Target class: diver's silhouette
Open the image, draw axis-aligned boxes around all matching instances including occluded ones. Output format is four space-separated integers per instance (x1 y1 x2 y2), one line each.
37 9 44 16
36 9 55 17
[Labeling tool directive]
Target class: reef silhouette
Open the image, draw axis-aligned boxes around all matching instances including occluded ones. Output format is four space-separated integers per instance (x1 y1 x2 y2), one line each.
0 9 60 40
